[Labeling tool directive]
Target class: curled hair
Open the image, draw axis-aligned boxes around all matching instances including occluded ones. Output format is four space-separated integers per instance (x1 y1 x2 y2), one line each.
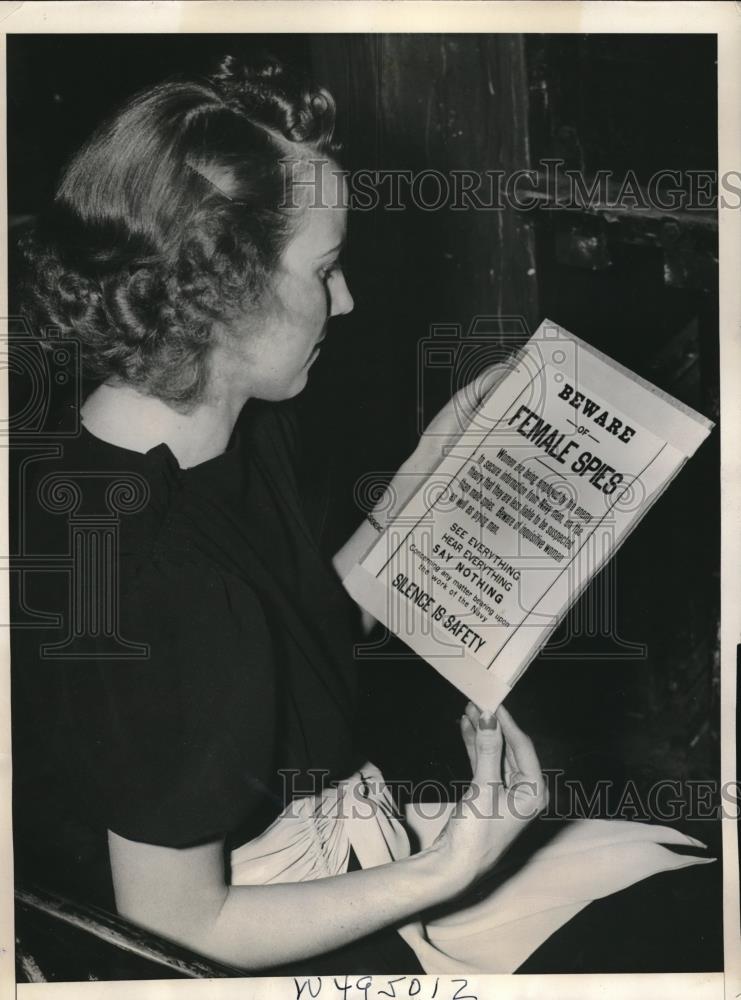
16 54 341 407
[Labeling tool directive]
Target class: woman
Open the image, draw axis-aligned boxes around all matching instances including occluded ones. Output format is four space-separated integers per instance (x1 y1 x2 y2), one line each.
12 54 708 977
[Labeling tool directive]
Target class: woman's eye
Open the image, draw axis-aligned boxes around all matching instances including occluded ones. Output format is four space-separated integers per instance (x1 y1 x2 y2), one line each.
319 261 341 283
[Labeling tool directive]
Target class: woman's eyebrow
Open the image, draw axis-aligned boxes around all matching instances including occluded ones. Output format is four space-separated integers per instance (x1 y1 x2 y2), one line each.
315 241 344 260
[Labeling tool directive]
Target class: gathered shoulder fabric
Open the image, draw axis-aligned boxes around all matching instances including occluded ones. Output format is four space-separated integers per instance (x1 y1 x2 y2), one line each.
11 400 362 891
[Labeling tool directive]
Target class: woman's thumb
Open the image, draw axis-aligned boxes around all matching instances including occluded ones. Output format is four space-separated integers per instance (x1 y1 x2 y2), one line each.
473 712 502 784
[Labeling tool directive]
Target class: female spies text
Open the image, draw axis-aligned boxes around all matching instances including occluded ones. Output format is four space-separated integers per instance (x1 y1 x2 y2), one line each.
507 384 637 496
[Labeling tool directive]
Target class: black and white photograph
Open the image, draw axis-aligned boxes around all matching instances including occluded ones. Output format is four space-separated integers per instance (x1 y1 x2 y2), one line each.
3 3 739 997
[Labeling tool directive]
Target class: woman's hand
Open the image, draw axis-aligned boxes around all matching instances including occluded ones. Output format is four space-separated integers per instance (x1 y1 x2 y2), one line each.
427 702 548 896
333 363 509 591
408 363 510 478
372 362 512 530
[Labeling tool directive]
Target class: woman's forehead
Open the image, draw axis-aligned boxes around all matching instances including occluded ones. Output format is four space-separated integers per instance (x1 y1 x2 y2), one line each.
287 199 347 262
280 158 347 261
287 157 345 207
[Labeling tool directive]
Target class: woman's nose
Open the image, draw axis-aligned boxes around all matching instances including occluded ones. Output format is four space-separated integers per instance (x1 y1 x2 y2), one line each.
331 271 354 317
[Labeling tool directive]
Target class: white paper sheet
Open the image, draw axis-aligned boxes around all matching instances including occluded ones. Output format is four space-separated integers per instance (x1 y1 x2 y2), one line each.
344 319 714 710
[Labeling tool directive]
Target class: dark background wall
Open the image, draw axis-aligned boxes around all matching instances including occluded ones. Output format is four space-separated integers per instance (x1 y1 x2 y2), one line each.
8 33 721 974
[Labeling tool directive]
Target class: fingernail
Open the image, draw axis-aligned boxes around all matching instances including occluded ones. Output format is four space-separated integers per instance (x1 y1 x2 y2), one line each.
478 713 498 730
688 836 708 849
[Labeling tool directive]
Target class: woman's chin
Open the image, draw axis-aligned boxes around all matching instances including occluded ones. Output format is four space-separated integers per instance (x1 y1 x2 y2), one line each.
290 367 312 396
260 373 310 403
286 380 309 400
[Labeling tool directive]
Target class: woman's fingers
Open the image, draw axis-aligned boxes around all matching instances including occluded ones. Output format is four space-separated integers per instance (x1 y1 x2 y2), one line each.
464 701 546 812
495 704 542 782
464 701 480 726
497 705 548 810
477 363 510 401
466 701 538 782
471 712 503 786
504 735 518 780
465 363 510 403
496 705 548 814
460 713 476 768
453 365 509 424
502 744 515 786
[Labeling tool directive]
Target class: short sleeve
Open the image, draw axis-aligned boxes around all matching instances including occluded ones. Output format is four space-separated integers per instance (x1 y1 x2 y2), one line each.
57 555 278 847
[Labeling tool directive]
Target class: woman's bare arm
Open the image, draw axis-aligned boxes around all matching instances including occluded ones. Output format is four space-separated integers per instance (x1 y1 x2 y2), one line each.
108 828 449 970
108 707 545 970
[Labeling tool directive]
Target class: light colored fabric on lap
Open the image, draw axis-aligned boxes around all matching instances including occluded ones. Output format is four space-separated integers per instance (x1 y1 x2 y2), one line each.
230 762 712 973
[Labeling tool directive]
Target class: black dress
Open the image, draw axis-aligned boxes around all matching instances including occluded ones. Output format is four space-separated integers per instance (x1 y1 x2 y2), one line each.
11 398 422 976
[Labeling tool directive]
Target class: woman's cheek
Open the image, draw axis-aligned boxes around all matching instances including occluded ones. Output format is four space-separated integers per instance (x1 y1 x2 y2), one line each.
286 286 324 333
